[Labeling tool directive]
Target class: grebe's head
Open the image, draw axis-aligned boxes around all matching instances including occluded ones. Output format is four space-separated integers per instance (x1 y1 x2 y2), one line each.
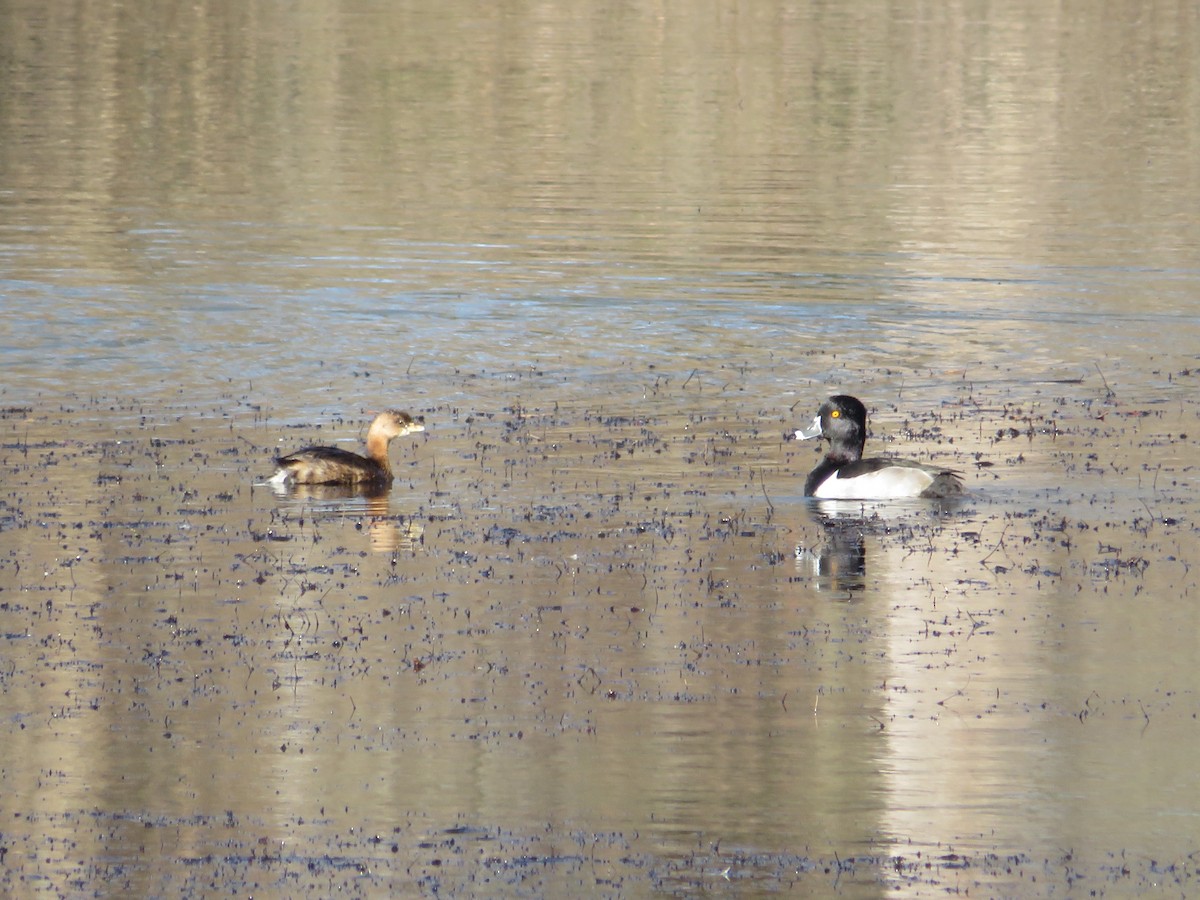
373 409 425 439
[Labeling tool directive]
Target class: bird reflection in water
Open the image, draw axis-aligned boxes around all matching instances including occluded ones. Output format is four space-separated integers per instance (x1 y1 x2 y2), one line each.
795 501 870 598
796 498 965 598
276 482 424 553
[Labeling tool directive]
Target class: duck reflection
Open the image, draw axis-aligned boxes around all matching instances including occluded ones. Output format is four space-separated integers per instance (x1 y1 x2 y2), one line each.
271 482 424 553
795 501 870 597
281 482 391 503
795 497 965 597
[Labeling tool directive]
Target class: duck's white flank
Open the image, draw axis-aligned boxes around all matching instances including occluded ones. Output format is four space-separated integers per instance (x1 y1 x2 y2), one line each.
812 466 936 500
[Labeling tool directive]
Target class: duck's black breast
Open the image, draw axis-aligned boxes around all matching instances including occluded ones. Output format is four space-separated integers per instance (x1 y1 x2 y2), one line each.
805 456 884 496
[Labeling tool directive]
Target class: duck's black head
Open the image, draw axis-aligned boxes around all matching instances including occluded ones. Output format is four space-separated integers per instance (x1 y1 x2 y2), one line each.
799 395 869 462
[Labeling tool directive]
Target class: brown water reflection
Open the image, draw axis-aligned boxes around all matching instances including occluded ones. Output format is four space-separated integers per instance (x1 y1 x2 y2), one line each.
3 0 1200 896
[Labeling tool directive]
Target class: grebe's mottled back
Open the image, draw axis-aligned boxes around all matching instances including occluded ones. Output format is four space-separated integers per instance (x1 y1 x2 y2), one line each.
269 410 424 486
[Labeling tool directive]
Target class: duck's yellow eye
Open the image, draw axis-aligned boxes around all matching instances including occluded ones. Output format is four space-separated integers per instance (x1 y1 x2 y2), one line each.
831 410 840 419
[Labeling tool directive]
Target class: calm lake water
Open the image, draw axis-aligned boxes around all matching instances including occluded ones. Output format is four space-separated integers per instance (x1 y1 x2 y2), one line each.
2 1 1199 896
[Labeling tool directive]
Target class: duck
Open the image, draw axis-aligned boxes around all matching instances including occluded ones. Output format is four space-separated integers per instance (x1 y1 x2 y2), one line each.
269 410 425 486
794 395 962 499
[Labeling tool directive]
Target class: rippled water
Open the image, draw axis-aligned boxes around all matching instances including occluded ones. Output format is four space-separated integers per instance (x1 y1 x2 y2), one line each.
2 1 1200 896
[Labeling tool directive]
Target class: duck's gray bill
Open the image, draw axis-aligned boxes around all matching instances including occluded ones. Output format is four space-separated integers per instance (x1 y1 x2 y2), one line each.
794 416 823 440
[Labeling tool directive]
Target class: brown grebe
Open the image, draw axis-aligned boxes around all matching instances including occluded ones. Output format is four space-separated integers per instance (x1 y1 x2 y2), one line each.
269 410 425 486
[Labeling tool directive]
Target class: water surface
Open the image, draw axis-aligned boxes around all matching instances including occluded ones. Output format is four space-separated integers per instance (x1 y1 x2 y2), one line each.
2 1 1199 896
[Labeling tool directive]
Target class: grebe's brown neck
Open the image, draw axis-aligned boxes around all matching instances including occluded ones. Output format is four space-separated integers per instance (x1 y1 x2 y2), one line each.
364 425 394 476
